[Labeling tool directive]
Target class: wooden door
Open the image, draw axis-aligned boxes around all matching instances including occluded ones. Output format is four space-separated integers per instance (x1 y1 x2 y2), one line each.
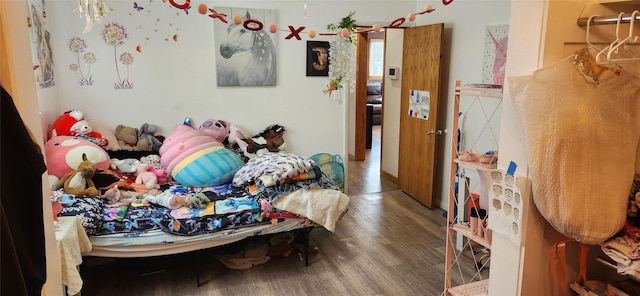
353 31 370 161
398 23 444 208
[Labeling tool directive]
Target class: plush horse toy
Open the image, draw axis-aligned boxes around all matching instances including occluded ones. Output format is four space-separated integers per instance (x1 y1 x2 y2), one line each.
227 124 286 159
57 153 99 197
246 124 286 157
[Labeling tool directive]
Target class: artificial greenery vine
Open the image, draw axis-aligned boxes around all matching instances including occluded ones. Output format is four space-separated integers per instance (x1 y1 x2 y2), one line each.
326 11 357 44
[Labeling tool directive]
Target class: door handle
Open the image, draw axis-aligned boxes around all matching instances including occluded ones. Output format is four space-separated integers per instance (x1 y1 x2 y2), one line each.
426 129 447 136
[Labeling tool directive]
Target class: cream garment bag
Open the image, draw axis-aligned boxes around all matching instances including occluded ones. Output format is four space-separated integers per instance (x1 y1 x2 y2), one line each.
509 48 640 245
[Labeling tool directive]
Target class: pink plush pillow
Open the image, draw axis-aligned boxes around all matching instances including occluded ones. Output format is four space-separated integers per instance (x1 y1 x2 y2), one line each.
44 136 111 178
88 119 120 151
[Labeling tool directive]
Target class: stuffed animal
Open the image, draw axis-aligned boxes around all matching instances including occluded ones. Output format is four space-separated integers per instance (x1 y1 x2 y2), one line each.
245 124 286 157
142 189 187 209
185 192 210 208
115 124 149 151
139 154 168 183
45 136 111 178
56 153 99 197
140 154 162 169
138 123 163 152
199 119 230 143
50 110 108 147
100 185 141 206
87 119 121 151
227 124 253 156
133 163 160 190
160 123 242 187
110 158 140 174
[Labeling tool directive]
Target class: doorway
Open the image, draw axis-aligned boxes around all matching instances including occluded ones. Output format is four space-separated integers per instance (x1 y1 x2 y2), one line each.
354 30 384 161
349 29 399 195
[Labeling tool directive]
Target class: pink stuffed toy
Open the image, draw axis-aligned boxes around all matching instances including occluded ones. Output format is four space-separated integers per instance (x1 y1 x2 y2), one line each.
133 163 160 190
159 122 243 187
227 124 252 156
44 136 110 178
159 124 221 175
139 154 168 184
199 119 230 143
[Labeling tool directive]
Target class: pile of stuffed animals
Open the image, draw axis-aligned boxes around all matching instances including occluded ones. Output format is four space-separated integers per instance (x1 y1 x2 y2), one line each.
45 110 287 212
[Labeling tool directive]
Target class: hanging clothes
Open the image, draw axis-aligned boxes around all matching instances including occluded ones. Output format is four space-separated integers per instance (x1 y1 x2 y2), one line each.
1 86 48 295
508 48 640 245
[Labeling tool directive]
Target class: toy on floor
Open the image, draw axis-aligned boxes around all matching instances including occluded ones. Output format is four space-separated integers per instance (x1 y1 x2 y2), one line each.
56 153 99 197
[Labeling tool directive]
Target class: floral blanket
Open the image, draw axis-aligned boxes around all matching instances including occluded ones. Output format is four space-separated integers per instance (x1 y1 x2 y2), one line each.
59 171 336 237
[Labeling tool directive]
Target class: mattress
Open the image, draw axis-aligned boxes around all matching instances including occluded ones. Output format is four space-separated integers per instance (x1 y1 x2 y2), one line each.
85 219 310 257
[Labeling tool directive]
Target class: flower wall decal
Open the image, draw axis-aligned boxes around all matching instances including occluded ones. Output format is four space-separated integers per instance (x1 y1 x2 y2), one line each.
117 52 135 89
100 22 134 89
67 36 95 85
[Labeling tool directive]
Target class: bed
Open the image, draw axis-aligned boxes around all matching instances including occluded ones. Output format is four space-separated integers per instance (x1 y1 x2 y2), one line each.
54 151 349 267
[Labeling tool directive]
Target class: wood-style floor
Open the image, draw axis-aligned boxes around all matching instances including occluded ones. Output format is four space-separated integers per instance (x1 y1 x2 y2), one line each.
80 126 484 296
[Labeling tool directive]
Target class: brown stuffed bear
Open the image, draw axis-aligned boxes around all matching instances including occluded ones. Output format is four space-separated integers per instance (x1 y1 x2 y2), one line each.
56 153 99 197
114 124 150 151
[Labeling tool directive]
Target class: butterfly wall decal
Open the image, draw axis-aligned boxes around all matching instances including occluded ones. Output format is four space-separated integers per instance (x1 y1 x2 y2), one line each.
133 2 144 11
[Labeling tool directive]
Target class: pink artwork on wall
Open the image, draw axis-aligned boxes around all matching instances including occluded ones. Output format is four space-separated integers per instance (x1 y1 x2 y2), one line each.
482 25 509 85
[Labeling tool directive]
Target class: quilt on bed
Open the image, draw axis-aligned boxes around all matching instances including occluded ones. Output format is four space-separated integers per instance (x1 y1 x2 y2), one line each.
58 167 340 237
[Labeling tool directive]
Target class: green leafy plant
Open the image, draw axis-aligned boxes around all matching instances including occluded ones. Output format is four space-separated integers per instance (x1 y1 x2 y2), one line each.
326 11 357 44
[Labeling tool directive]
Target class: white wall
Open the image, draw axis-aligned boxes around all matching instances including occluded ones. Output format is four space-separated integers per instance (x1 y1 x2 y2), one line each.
43 0 416 160
2 1 62 295
380 28 403 177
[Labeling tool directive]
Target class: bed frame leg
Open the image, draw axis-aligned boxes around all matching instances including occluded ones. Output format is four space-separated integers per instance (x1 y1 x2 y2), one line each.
303 227 312 267
195 251 201 287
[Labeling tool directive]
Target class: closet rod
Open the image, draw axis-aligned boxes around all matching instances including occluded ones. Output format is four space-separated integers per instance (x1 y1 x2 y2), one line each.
577 13 640 27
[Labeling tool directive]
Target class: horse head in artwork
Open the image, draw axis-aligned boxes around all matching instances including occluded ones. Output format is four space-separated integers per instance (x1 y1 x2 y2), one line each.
218 10 276 86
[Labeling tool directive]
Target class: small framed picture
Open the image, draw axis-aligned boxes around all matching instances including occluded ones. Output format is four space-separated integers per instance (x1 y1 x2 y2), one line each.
306 41 330 76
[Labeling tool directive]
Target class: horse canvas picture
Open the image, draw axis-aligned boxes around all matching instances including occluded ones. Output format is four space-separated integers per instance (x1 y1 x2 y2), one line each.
213 7 277 86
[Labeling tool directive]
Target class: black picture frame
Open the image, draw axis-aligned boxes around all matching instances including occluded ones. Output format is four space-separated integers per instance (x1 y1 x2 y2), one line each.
306 41 330 77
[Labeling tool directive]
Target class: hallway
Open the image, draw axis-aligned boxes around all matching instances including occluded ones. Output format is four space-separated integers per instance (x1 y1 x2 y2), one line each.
348 125 398 196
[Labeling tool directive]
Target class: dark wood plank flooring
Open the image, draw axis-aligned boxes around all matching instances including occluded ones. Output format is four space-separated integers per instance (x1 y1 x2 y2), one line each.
80 126 484 296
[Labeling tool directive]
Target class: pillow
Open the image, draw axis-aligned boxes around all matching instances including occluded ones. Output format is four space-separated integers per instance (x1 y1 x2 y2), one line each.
366 82 382 95
366 94 382 105
232 153 315 187
172 146 243 187
44 136 111 178
88 119 120 151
